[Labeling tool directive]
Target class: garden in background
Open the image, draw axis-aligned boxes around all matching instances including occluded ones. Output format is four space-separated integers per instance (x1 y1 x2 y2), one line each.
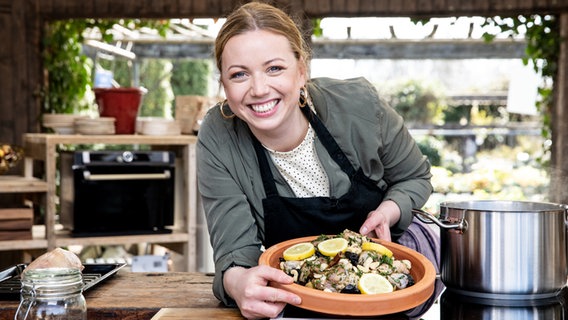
377 79 549 215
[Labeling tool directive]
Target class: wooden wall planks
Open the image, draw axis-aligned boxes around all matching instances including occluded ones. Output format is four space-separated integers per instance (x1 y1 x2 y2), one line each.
0 1 15 144
0 0 42 146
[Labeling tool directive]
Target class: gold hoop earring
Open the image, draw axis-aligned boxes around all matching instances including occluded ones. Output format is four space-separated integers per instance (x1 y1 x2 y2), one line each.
219 100 236 119
299 87 309 108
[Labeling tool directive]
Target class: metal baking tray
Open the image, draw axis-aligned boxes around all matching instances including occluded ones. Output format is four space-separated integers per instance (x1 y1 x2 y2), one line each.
0 263 126 300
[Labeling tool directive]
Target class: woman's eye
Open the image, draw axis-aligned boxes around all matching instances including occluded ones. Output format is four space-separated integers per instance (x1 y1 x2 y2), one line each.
229 71 246 80
267 65 284 73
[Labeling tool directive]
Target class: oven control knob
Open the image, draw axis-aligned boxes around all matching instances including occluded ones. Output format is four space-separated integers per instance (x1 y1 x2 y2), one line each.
122 151 134 163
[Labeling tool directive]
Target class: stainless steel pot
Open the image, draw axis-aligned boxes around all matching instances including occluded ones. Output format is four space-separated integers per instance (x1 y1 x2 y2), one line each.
414 200 568 299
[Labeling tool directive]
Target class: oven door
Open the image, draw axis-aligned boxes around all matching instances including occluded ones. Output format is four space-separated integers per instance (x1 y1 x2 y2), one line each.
60 151 175 236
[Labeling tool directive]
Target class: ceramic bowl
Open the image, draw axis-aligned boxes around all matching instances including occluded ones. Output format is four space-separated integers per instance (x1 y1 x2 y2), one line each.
258 236 437 316
74 117 116 135
136 117 181 136
42 114 88 134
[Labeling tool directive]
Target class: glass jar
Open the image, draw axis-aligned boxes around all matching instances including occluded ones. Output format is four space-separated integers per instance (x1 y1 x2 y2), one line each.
15 268 86 320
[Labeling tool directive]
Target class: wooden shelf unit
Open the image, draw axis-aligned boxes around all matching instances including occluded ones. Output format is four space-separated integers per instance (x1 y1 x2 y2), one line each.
0 176 48 193
0 133 198 271
0 226 47 251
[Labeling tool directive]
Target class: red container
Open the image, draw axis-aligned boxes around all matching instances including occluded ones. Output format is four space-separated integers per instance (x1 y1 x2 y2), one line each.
94 88 145 134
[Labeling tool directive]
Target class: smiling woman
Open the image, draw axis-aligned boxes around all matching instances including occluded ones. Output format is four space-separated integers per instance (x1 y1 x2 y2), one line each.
197 2 439 319
219 28 308 151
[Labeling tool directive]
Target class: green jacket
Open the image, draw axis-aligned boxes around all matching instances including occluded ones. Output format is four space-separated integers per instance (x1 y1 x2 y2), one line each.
196 77 432 305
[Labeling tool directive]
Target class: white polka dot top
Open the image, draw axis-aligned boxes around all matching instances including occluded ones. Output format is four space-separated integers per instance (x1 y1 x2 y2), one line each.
265 124 330 198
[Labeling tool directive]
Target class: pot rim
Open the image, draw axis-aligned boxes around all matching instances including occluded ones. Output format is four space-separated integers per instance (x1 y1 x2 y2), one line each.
440 200 566 212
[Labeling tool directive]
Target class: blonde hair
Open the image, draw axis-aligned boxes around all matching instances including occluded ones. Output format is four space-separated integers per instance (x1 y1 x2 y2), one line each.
214 2 311 77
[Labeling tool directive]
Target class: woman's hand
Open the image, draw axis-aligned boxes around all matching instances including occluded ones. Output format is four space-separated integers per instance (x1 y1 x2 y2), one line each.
223 264 302 319
359 200 401 241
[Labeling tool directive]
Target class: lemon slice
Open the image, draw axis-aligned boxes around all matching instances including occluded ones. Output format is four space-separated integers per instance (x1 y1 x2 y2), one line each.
361 242 393 258
358 273 394 294
317 238 348 257
283 242 315 261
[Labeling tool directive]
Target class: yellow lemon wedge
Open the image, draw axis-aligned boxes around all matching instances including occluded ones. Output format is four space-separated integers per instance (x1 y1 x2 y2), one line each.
358 273 394 294
361 241 393 258
283 242 315 261
317 237 348 257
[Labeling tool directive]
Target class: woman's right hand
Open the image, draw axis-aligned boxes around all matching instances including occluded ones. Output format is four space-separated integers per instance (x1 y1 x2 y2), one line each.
223 265 302 319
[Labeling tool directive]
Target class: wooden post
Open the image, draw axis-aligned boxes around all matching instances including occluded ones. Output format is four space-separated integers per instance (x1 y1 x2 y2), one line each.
550 13 568 204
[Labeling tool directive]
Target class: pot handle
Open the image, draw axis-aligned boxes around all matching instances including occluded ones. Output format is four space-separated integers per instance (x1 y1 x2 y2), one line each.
412 208 468 232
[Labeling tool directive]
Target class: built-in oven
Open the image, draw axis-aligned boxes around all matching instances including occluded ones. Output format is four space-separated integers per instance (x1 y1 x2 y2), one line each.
60 150 175 236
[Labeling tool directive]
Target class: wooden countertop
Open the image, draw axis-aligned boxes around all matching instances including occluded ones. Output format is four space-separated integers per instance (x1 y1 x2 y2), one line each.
152 308 245 319
0 270 444 319
0 271 243 320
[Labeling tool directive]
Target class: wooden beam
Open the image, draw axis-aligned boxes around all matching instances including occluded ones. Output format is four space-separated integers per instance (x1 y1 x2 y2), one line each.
116 38 526 60
37 0 568 20
312 39 527 59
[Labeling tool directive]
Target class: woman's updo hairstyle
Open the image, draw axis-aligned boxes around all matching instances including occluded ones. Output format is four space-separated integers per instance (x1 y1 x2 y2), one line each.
214 2 311 77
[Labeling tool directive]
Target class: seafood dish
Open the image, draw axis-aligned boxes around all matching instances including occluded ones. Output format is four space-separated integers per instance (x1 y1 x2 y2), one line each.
279 229 414 294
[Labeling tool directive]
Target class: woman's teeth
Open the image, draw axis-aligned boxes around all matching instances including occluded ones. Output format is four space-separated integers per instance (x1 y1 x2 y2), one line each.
251 100 277 113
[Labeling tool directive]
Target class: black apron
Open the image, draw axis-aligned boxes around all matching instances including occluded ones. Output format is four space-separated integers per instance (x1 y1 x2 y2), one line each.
252 106 386 248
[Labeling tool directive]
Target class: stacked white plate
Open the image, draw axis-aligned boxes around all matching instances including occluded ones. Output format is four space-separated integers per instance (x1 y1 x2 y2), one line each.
136 117 181 136
74 117 116 135
43 114 87 134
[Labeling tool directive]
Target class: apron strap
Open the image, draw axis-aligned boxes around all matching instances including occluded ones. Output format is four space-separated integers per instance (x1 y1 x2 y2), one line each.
300 105 356 177
251 135 280 197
